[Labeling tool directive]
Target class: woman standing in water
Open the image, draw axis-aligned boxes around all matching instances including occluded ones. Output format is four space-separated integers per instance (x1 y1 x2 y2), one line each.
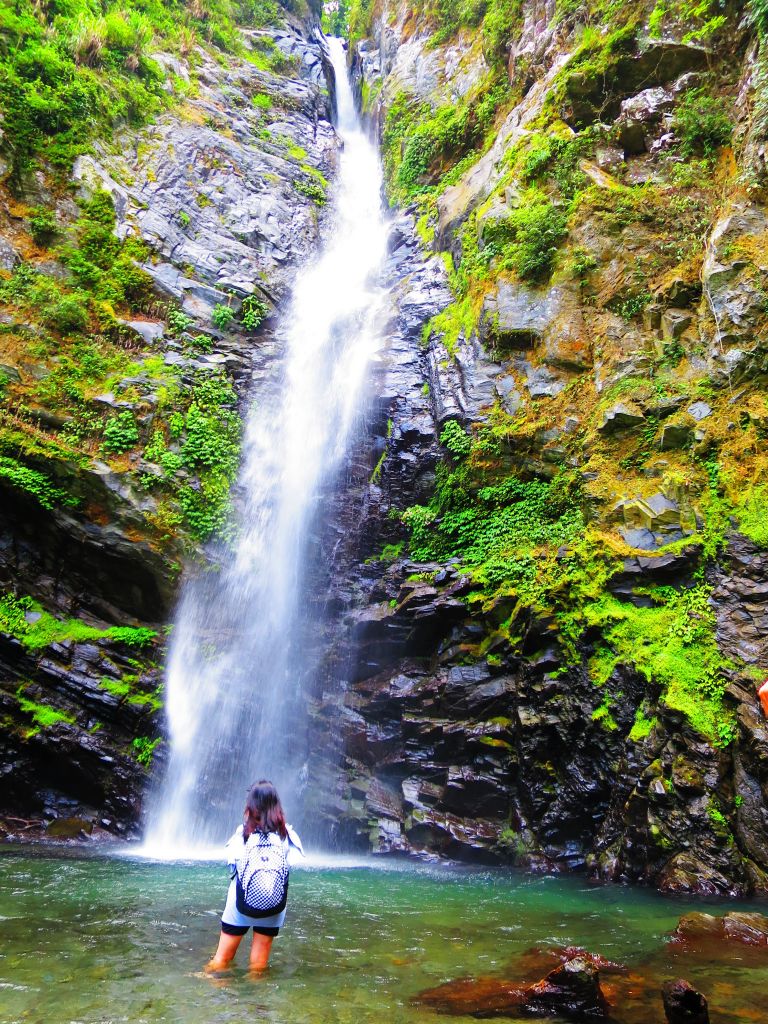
206 780 304 972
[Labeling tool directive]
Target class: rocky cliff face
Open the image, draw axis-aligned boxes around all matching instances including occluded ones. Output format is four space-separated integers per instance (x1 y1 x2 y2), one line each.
3 0 768 896
305 0 768 895
0 2 336 840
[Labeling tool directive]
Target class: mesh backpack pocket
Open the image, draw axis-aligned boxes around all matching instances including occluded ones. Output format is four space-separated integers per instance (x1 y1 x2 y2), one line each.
235 832 289 917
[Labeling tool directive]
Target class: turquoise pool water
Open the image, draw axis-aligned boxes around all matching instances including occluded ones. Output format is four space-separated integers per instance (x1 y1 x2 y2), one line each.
0 848 766 1024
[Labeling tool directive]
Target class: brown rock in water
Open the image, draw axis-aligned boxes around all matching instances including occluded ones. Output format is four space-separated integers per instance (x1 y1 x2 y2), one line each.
45 816 94 839
416 975 528 1016
669 911 768 951
524 958 610 1019
517 946 627 977
415 956 610 1019
661 979 709 1024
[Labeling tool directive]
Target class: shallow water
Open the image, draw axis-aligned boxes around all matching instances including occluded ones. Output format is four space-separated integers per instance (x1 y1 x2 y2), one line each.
1 849 766 1024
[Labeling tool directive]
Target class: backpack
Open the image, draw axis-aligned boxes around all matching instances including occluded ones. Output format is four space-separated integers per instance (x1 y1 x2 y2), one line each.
234 831 289 917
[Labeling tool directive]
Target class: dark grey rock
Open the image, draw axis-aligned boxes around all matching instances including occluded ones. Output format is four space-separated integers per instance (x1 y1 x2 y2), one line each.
659 422 692 450
598 403 645 432
662 309 694 341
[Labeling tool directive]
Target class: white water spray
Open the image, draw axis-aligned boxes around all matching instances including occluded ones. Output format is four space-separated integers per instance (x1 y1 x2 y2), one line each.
144 39 389 856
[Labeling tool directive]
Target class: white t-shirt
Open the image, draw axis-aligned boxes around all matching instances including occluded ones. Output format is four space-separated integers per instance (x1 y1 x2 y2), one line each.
225 823 304 873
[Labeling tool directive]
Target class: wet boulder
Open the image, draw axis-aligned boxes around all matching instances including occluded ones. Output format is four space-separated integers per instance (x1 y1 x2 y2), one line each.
669 911 768 950
524 959 611 1020
415 955 610 1019
616 86 675 155
662 979 709 1024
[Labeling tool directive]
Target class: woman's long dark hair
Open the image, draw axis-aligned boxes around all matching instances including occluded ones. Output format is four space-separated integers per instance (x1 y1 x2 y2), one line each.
243 780 288 840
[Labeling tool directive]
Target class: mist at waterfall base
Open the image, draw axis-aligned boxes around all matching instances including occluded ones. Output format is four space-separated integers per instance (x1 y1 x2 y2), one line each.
143 39 389 858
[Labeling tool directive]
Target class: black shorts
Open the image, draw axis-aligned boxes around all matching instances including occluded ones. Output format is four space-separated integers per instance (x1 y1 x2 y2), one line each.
221 921 280 937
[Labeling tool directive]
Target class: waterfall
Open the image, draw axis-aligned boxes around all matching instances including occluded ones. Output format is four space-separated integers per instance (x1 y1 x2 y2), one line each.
143 38 388 855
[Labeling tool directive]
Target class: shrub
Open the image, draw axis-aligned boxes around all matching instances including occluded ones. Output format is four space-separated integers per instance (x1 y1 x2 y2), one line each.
440 419 472 458
484 191 568 282
41 294 90 334
403 466 583 566
168 307 193 334
181 402 239 469
212 303 235 329
749 0 768 36
394 102 478 198
0 593 34 638
102 410 140 454
179 476 233 539
482 0 522 67
673 89 733 158
132 735 160 766
241 295 269 330
293 176 327 205
0 457 78 510
111 255 154 305
28 206 58 245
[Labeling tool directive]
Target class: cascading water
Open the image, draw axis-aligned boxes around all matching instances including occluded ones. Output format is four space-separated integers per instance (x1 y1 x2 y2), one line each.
144 38 389 855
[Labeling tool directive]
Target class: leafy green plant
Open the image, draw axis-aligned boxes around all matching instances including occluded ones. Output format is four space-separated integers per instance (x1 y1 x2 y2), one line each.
629 709 657 741
482 190 568 282
750 0 768 35
0 591 158 650
403 467 583 567
212 303 235 330
110 626 157 647
28 206 58 245
132 735 160 766
736 485 768 547
41 293 90 335
673 89 733 158
167 307 193 334
17 694 75 732
293 176 327 205
241 295 269 330
440 419 471 458
583 585 735 745
0 0 276 187
610 291 651 321
186 333 213 354
0 457 79 510
102 410 140 454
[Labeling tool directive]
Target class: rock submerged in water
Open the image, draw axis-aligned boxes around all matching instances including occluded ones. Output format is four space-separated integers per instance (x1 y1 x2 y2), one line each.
669 911 768 950
662 979 709 1024
415 955 611 1019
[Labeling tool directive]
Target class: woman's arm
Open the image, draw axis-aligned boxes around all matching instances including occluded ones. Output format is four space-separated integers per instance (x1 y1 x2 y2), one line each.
224 824 244 870
285 824 305 866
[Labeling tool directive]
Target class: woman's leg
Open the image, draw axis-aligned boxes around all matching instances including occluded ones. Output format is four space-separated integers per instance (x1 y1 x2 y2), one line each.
206 929 244 971
249 932 274 971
